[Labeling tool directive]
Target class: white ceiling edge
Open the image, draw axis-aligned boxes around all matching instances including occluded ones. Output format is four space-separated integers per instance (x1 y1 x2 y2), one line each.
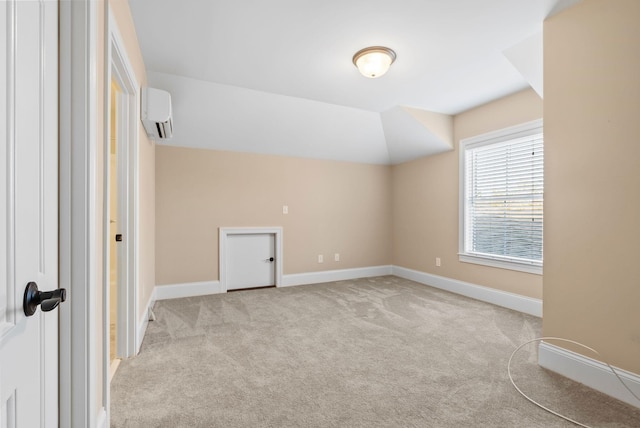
148 71 391 165
381 107 453 165
503 32 543 98
546 0 582 18
501 0 583 101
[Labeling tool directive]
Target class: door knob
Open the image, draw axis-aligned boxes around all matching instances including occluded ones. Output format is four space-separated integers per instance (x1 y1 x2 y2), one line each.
23 281 67 317
264 257 274 262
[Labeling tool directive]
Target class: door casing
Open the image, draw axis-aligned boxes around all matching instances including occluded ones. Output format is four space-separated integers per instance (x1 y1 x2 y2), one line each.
102 6 141 426
58 1 99 426
104 6 140 359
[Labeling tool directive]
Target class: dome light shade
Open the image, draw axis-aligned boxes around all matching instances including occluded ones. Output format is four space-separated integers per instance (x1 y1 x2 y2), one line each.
352 46 396 78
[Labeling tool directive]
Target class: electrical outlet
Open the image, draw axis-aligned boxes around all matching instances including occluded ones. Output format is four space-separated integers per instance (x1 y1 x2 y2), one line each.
318 254 324 263
436 257 441 267
283 205 288 214
334 253 340 262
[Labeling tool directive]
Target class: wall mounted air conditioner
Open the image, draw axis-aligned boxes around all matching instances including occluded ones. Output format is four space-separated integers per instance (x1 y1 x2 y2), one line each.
141 87 173 140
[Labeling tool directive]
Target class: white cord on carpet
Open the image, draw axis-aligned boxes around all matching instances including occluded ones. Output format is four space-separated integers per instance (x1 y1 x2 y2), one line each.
507 337 640 428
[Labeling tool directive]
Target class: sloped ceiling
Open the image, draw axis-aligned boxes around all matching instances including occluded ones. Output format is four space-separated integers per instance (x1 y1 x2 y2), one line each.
129 0 581 164
503 32 544 98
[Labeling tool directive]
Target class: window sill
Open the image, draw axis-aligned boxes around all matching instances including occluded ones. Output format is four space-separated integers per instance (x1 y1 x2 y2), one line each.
458 253 542 275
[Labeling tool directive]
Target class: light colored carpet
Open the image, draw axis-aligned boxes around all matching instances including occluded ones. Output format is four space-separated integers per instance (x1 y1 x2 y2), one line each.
110 276 640 427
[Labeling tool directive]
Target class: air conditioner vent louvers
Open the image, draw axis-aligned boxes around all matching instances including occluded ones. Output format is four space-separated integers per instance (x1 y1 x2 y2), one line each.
156 121 171 139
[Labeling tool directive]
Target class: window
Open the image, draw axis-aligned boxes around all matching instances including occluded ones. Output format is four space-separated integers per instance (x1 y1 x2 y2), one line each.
459 120 543 274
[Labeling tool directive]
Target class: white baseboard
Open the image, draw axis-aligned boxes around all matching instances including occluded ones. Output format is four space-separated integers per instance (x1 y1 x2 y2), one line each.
96 407 106 428
539 341 640 409
136 319 147 354
281 265 393 287
154 280 223 300
392 266 542 317
109 358 121 383
136 309 149 354
136 287 158 353
151 266 540 319
152 267 393 301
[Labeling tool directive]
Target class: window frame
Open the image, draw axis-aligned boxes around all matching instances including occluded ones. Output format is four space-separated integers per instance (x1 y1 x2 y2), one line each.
458 119 543 275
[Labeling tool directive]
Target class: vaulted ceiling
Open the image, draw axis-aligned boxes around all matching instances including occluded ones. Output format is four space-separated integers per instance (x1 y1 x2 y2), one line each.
129 0 580 164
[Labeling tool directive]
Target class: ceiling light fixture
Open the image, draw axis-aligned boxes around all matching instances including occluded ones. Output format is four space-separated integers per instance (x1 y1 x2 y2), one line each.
352 46 396 79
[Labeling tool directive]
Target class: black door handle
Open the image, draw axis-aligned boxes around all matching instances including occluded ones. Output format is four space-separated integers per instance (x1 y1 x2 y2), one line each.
264 257 274 262
23 281 67 316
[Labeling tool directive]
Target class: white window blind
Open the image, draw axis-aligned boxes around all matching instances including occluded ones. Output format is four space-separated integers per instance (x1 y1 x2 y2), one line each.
460 121 543 272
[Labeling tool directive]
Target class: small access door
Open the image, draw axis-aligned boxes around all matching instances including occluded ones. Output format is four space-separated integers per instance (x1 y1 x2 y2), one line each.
226 234 276 291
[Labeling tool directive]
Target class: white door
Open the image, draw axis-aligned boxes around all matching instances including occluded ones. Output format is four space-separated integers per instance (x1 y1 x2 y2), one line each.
0 1 59 427
227 234 275 290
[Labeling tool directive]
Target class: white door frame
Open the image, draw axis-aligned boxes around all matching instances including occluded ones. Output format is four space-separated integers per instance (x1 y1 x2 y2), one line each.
219 227 283 292
102 5 140 425
105 1 140 365
59 1 98 427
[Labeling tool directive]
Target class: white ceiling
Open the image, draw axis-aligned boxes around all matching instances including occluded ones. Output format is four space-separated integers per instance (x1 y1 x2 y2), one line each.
129 0 580 164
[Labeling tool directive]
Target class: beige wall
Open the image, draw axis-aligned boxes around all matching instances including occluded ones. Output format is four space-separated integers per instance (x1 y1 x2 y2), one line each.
158 90 543 297
543 0 640 373
392 89 543 299
156 147 392 285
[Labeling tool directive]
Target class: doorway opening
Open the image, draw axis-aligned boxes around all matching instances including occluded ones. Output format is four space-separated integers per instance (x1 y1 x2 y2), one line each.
109 79 121 376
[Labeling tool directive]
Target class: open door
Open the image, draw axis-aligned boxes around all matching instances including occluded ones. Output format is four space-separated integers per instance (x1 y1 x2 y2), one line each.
0 1 60 426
